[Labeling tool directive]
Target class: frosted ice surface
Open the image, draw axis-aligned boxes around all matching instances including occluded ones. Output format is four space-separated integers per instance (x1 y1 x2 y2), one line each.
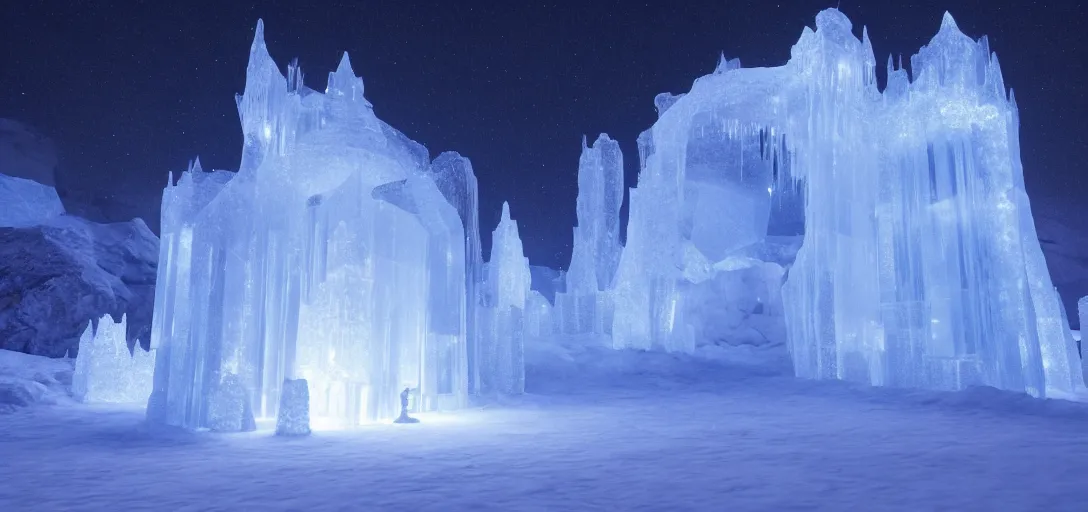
0 173 65 228
149 21 470 430
72 314 155 404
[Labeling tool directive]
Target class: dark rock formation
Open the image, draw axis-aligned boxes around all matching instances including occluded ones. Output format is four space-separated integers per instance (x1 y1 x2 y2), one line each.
0 216 158 357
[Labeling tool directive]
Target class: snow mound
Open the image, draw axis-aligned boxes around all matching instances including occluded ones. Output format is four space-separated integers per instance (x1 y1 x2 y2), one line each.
0 349 74 413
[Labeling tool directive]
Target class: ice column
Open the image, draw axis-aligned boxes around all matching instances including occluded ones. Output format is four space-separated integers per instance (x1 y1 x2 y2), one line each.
556 134 624 336
429 152 485 395
479 202 530 394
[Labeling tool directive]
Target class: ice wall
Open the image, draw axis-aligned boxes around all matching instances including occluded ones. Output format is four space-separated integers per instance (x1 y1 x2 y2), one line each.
610 9 1082 397
479 202 530 395
429 152 485 395
780 11 1084 398
148 21 470 431
72 314 155 404
555 134 624 336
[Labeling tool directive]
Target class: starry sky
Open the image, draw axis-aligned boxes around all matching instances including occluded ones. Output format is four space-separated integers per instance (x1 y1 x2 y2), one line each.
2 1 1085 269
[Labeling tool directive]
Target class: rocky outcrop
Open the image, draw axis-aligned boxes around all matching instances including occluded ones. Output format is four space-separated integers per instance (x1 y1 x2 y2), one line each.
0 215 158 357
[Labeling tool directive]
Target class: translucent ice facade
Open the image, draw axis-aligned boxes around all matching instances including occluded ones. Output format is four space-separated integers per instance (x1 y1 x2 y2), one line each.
612 9 1083 396
780 11 1083 397
478 202 530 394
612 53 776 353
555 134 624 335
148 21 469 430
72 314 156 404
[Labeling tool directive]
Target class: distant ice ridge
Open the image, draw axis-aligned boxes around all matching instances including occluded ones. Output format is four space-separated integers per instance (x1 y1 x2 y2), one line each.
148 21 477 432
72 314 155 404
610 9 1083 398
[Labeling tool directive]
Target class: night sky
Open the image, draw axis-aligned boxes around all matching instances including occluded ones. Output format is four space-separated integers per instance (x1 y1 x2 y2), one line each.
2 1 1086 269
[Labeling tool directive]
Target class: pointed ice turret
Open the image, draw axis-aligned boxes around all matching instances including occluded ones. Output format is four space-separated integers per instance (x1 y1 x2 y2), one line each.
712 53 741 74
326 52 370 105
940 11 959 31
234 19 289 175
489 202 531 310
909 11 979 90
480 201 529 395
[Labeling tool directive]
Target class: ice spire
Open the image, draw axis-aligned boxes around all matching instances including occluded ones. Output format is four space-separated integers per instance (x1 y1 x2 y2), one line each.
251 19 266 54
235 19 289 174
713 53 741 74
326 52 368 104
940 11 958 32
489 201 530 311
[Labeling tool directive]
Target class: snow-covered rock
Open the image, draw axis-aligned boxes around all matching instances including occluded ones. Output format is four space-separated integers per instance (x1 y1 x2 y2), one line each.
0 349 74 413
0 173 66 228
0 120 66 228
0 215 158 358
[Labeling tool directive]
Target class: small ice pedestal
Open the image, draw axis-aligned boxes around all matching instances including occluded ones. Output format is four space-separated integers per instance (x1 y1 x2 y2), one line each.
206 373 257 433
276 378 311 436
393 387 420 424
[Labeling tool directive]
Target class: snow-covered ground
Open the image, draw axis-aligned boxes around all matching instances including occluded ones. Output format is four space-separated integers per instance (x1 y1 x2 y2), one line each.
2 339 1088 511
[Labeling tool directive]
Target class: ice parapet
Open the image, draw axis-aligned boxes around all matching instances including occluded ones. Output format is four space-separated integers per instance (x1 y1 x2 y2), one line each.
555 135 624 336
149 21 469 431
72 314 155 404
479 202 530 395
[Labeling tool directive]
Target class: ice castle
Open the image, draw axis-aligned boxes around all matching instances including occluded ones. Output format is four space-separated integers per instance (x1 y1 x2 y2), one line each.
148 9 1086 433
148 21 485 431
